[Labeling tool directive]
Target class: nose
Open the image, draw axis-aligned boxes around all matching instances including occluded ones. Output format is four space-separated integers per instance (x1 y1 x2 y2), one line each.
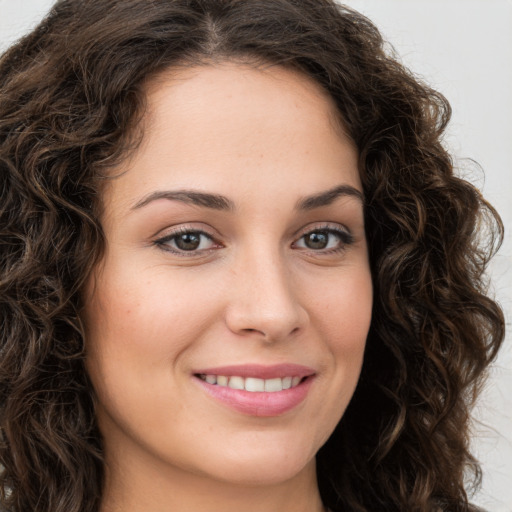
224 247 308 343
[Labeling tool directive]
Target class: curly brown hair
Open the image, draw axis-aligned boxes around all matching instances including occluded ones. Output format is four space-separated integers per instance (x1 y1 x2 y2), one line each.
0 1 505 511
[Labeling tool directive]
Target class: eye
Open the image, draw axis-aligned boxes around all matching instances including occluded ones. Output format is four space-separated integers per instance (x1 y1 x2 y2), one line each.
294 226 353 253
154 228 218 254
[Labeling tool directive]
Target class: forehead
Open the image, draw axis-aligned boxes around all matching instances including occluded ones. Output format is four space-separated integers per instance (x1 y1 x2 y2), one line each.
104 61 360 213
146 60 341 111
142 60 350 149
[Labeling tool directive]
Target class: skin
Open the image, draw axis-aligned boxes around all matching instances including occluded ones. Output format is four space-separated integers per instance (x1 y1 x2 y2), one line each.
84 62 373 512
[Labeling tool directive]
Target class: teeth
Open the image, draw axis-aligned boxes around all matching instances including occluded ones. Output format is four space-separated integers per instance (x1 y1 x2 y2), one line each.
205 374 217 384
228 376 244 390
198 374 305 392
265 378 283 392
245 377 265 392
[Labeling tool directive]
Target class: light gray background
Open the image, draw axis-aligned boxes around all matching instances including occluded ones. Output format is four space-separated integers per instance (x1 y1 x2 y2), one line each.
1 1 510 510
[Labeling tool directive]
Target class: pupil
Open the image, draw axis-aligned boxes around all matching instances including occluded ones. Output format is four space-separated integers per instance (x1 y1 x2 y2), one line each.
176 233 201 250
306 232 328 249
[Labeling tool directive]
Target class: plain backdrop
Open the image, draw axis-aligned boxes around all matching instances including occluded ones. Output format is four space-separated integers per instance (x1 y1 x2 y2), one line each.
1 1 511 510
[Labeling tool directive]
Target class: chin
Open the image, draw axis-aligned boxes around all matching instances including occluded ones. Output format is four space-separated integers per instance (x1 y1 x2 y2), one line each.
197 438 318 487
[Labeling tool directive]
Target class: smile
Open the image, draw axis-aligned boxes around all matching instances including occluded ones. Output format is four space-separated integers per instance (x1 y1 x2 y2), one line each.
196 374 303 392
193 364 316 417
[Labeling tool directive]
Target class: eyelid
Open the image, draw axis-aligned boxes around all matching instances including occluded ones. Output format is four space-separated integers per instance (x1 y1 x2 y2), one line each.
292 223 354 253
152 221 354 257
153 225 222 256
294 222 353 241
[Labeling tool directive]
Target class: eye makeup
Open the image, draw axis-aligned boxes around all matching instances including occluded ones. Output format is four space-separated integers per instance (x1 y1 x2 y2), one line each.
152 222 354 258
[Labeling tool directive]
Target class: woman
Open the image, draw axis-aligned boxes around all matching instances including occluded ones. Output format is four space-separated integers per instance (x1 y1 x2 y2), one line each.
0 1 504 511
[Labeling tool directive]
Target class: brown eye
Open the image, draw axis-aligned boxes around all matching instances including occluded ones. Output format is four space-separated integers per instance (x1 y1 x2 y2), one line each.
175 232 202 251
294 227 354 253
304 231 329 249
155 229 217 254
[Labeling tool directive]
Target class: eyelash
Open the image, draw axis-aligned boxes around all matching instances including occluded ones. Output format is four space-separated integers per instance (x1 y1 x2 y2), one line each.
153 224 354 257
293 225 354 254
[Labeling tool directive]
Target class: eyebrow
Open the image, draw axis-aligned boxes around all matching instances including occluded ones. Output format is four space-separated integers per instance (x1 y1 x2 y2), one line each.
131 184 363 212
132 190 235 211
295 184 364 210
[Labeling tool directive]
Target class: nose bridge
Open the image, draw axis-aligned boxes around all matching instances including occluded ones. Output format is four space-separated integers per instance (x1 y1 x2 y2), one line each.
225 241 307 341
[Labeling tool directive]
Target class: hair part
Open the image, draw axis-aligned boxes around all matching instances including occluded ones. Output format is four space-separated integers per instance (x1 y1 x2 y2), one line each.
0 1 504 511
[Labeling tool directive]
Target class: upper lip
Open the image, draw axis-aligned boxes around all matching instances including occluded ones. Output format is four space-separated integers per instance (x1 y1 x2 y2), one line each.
193 363 316 380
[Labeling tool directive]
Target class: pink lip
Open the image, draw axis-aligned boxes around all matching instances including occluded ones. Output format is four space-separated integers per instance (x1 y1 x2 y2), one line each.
192 364 316 417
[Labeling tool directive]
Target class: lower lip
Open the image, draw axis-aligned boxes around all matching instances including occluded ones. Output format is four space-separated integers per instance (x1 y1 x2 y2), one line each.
194 376 314 417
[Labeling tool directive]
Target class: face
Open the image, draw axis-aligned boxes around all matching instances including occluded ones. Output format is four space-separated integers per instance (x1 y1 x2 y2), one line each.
84 62 372 489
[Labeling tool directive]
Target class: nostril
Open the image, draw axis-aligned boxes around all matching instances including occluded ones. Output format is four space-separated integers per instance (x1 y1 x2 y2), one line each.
242 328 266 336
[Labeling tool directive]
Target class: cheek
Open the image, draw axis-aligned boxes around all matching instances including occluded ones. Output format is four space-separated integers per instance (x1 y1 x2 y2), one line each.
310 265 373 352
310 266 371 407
82 263 229 407
82 268 208 434
297 266 372 448
306 264 372 369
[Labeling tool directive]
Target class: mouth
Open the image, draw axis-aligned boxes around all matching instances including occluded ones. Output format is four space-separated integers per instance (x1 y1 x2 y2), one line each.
195 374 307 392
192 364 316 417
